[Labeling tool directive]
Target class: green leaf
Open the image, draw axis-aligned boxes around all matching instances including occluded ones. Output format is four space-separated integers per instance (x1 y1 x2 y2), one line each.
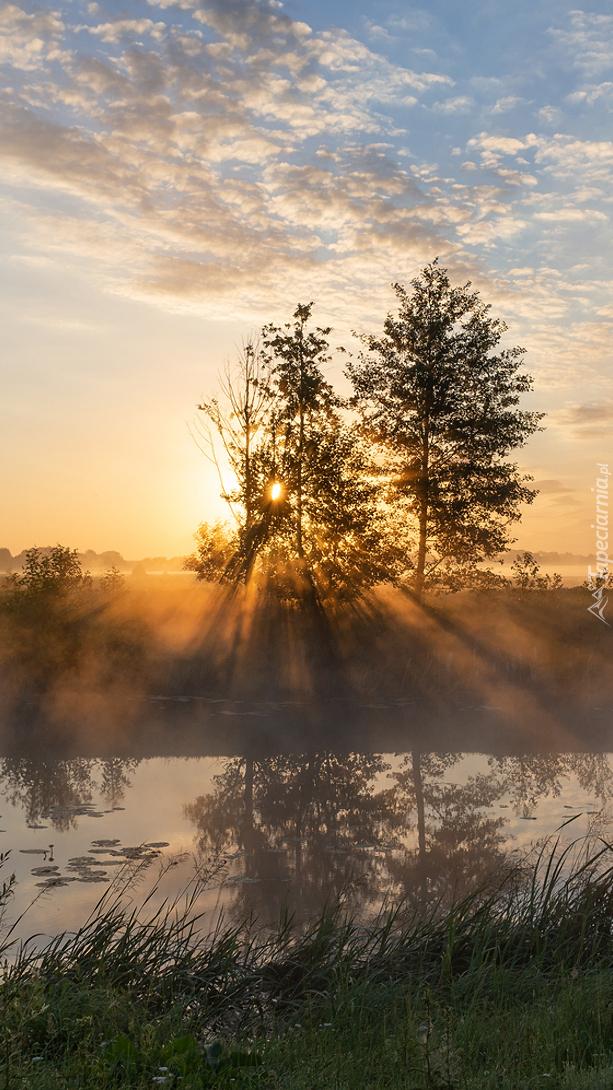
101 1035 140 1068
206 1041 223 1066
160 1035 202 1074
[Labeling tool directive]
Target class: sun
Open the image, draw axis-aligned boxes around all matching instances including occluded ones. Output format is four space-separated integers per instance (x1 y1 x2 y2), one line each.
271 482 282 501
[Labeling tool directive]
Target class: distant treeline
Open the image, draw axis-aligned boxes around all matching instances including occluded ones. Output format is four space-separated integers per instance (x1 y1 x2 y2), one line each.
501 550 597 565
0 547 596 578
0 547 186 575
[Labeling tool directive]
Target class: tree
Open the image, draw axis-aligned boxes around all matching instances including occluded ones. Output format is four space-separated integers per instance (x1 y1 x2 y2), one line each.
252 303 401 597
348 262 544 600
3 545 92 607
193 304 401 598
261 303 339 565
184 521 236 583
194 339 272 538
511 551 563 593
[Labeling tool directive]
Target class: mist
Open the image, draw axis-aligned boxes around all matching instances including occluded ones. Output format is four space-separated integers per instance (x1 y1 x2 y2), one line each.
1 573 611 759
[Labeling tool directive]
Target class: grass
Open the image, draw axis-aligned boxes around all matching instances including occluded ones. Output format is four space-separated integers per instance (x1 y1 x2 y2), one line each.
3 838 613 1087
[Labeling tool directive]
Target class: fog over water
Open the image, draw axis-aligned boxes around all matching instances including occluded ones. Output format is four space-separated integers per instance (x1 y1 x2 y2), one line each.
1 580 613 947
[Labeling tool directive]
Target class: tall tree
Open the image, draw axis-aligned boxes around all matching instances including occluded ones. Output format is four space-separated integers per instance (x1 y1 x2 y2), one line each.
192 303 402 597
261 302 339 565
348 262 544 600
257 303 403 597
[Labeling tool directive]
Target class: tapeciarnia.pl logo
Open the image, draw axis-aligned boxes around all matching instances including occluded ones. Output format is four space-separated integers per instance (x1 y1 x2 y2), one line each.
587 462 611 626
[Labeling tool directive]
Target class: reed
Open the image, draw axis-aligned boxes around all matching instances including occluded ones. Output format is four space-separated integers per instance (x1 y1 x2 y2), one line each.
3 836 613 1086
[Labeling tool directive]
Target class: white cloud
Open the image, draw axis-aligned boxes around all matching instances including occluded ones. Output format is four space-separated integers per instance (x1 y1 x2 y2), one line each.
536 105 564 126
491 95 527 114
549 11 613 78
0 0 610 388
430 95 472 114
80 19 167 43
0 1 459 318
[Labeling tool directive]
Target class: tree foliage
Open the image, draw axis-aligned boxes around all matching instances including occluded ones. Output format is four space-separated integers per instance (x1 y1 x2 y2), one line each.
348 262 544 598
194 340 272 535
190 267 544 603
511 551 563 593
184 521 237 583
3 545 92 608
191 305 401 599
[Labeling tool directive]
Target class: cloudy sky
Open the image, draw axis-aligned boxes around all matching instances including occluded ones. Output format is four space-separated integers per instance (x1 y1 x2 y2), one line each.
1 0 612 558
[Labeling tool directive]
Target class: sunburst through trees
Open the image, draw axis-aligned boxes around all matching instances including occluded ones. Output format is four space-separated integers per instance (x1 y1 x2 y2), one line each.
187 264 543 602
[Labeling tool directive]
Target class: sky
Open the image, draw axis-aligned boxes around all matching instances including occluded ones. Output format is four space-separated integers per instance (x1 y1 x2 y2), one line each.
1 0 612 558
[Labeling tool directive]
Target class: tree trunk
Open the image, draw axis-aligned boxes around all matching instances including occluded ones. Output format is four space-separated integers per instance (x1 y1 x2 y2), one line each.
414 428 429 602
297 334 305 560
244 370 252 532
297 400 304 559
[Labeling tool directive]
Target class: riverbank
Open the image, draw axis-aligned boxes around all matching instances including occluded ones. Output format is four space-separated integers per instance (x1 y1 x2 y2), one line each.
3 840 613 1089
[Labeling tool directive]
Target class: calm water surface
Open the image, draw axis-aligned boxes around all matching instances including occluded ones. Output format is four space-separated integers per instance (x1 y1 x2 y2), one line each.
1 744 612 946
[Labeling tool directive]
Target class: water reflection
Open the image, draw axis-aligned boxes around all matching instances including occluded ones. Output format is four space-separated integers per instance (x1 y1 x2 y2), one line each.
489 753 613 824
390 753 508 905
0 757 140 829
185 753 402 921
184 750 613 922
1 749 612 937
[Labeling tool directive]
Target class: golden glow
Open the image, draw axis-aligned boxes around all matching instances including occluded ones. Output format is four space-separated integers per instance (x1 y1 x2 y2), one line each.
271 482 282 501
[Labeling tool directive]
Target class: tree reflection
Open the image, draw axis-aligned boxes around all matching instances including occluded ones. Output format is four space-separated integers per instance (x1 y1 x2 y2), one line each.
186 749 613 921
98 758 140 810
488 754 613 818
389 752 508 906
185 750 513 921
0 757 140 829
185 752 404 922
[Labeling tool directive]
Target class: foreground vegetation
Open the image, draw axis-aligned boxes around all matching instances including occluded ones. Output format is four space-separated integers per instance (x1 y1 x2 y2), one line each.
4 840 613 1088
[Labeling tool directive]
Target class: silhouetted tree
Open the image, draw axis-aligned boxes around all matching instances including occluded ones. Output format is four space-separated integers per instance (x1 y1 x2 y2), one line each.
511 551 563 593
184 521 236 583
192 305 403 597
3 546 92 606
194 339 272 538
348 262 544 599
